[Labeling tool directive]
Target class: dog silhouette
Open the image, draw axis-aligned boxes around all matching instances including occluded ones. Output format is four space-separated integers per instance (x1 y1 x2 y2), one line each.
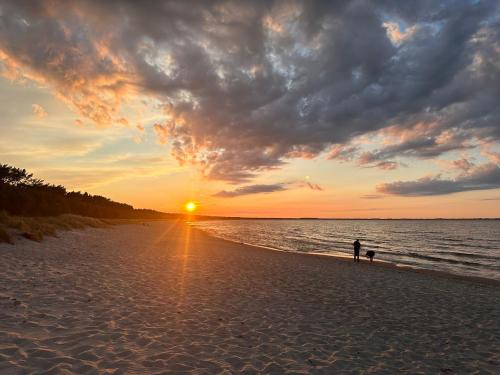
365 250 375 262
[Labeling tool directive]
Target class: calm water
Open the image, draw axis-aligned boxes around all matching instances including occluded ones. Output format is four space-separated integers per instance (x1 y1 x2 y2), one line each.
192 219 500 281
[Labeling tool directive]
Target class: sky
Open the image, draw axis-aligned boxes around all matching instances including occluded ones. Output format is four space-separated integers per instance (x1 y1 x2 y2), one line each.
0 0 499 218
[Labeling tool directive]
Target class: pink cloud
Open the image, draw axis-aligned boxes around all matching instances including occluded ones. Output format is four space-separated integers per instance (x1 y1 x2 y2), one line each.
326 145 358 162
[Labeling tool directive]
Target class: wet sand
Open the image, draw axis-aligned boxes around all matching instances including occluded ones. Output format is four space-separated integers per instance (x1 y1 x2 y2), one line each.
1 220 499 374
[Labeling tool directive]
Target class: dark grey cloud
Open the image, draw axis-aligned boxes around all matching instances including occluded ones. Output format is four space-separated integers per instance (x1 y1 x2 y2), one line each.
0 0 499 181
213 183 287 198
378 163 500 196
330 127 474 170
306 182 323 191
354 126 474 169
357 152 399 170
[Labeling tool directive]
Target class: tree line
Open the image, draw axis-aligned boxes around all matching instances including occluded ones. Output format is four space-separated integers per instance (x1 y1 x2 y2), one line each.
0 164 173 218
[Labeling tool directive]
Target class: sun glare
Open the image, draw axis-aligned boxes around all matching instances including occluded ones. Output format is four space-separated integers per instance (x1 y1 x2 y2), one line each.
185 201 197 213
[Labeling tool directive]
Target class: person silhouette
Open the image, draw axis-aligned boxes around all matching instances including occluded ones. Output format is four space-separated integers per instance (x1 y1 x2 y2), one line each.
353 239 361 262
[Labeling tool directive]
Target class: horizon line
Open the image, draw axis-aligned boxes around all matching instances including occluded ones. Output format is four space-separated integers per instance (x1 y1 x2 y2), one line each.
177 213 500 221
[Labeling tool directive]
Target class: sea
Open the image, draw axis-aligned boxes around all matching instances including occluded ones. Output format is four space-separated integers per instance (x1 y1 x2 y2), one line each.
191 219 500 281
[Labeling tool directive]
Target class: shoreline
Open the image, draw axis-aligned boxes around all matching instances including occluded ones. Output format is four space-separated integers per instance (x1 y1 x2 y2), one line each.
189 223 500 287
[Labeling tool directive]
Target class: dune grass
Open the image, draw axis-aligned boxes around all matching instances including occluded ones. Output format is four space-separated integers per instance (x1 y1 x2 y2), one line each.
0 211 118 243
0 225 12 244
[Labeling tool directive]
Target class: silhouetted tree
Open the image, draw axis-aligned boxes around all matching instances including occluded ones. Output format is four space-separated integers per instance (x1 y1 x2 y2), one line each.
0 164 172 219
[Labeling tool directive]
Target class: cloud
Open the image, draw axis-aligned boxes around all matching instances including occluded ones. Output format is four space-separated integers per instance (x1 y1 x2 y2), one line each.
0 132 103 158
40 168 131 189
74 119 84 128
326 145 358 162
32 104 47 118
39 154 178 189
485 149 500 163
1 1 499 181
448 157 475 172
479 140 500 163
377 163 500 196
213 183 287 198
361 194 384 199
357 152 399 170
0 2 135 126
365 125 474 165
383 21 417 46
306 182 323 191
437 157 475 172
97 153 169 167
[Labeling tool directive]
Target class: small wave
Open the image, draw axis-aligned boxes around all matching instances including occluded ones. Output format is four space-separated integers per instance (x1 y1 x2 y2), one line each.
434 251 500 262
439 237 467 242
442 242 485 249
407 252 483 267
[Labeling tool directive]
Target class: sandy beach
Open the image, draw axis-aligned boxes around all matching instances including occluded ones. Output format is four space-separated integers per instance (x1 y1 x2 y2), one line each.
1 220 499 374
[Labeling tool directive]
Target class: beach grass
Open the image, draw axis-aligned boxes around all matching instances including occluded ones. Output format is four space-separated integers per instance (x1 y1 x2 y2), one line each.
0 211 116 243
0 225 12 244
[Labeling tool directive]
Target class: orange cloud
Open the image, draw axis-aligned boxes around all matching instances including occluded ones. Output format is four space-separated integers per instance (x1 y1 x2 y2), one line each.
32 104 48 118
383 21 417 45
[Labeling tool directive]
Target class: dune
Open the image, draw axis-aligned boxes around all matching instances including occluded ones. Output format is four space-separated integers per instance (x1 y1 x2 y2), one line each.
0 220 499 374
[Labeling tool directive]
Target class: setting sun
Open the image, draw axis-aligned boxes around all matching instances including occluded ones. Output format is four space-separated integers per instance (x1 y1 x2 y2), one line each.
185 201 197 213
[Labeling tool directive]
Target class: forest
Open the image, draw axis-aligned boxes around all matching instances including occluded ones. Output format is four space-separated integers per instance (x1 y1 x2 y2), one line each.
0 164 172 219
